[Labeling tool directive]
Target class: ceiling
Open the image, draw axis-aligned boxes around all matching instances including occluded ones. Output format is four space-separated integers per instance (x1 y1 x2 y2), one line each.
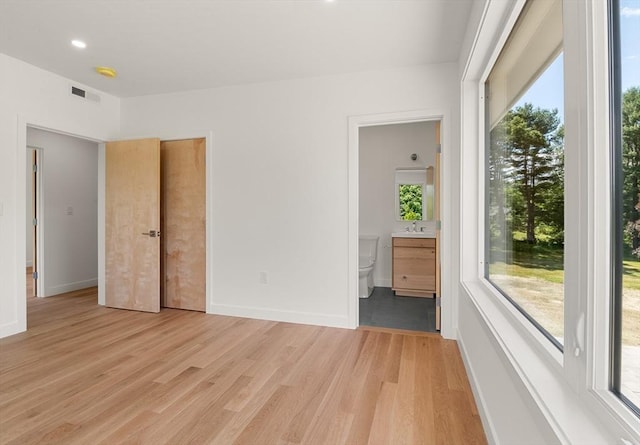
0 0 474 98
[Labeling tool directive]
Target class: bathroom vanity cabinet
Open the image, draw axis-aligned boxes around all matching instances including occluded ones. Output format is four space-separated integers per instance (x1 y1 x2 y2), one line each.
392 237 436 298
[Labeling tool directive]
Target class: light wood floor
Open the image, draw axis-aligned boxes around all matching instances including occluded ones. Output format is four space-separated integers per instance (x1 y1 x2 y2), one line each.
0 281 486 444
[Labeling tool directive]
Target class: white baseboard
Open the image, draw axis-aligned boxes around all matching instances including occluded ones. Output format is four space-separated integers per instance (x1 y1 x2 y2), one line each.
374 278 392 288
45 278 98 297
209 303 350 329
0 320 23 339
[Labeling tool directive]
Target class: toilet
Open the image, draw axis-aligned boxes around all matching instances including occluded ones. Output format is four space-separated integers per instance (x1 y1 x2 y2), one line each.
359 235 379 298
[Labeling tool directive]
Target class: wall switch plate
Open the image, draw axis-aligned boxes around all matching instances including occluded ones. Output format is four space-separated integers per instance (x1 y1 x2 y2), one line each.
259 271 268 284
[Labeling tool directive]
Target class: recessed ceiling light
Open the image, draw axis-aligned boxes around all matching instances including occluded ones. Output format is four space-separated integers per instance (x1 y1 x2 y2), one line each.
71 40 86 49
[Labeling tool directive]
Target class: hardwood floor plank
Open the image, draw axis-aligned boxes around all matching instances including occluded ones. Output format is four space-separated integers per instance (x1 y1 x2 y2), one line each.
280 330 356 444
345 333 391 445
0 286 486 445
383 333 404 384
431 339 464 445
97 409 160 445
390 335 417 444
367 381 397 445
232 384 293 444
293 333 364 444
413 336 437 444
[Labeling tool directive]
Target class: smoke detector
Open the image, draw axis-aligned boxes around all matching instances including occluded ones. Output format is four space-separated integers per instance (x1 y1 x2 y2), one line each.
95 66 117 78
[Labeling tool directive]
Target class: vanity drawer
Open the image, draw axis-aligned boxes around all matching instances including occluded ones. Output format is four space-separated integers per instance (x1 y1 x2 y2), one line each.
392 237 435 248
393 270 436 291
393 246 435 260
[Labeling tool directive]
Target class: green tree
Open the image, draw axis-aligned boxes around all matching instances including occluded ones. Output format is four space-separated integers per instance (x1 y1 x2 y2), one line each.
498 104 563 244
537 125 565 244
622 87 640 257
399 184 423 221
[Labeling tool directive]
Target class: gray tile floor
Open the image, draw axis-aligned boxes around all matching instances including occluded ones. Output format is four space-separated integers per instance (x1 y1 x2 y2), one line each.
359 287 437 333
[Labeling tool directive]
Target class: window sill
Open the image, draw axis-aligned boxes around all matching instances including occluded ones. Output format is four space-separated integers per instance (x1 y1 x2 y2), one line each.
460 279 614 444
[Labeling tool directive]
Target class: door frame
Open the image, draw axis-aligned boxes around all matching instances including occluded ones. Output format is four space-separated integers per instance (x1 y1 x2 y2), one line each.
347 109 453 338
15 116 105 333
99 132 214 313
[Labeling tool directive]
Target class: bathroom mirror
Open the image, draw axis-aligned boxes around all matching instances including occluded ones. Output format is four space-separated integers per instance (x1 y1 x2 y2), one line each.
395 167 434 221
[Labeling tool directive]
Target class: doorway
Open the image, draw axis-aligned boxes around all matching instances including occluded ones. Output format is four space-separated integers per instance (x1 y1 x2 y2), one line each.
348 110 446 334
26 128 100 301
357 121 440 333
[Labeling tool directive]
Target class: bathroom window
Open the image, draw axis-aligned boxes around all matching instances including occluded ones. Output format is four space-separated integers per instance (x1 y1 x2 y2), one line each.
484 0 565 348
395 168 434 221
398 184 423 221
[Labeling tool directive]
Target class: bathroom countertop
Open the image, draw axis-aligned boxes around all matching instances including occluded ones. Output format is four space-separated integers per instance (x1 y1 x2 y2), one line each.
391 231 436 239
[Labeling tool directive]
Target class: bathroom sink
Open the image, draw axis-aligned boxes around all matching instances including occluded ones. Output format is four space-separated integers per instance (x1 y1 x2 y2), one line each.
392 231 436 238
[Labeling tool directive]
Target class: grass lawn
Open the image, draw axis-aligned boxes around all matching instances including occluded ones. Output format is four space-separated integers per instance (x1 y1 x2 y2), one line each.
624 259 640 290
489 241 640 346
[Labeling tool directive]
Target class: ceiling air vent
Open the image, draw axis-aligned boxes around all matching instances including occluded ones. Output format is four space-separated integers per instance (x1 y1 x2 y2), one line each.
70 85 101 103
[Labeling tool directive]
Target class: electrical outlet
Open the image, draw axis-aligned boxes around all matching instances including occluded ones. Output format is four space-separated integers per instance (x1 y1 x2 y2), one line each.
259 271 268 284
66 206 73 216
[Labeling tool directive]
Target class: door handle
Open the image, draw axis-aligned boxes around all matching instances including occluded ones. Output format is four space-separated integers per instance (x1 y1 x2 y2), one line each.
141 230 160 238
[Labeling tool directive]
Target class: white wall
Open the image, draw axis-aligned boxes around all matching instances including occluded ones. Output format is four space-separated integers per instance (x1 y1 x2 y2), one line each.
0 53 120 338
121 64 458 328
27 128 99 296
359 121 437 287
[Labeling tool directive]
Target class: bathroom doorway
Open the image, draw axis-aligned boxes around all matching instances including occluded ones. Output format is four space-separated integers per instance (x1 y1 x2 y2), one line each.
349 111 443 334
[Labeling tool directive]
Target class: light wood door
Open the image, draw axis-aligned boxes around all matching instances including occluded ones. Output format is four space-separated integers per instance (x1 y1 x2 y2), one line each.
160 138 206 312
106 138 161 313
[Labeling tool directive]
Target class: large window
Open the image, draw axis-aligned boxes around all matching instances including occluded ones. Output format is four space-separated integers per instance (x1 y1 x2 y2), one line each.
610 0 640 414
466 0 640 440
485 0 565 347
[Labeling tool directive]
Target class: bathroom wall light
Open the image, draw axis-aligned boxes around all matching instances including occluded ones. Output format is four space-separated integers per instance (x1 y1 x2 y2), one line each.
71 40 86 49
